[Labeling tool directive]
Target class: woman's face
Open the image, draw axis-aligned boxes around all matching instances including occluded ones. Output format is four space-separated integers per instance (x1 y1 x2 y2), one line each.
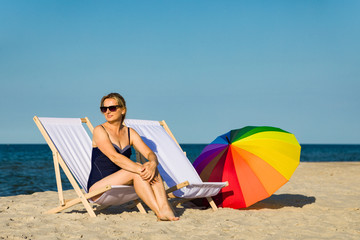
102 98 125 123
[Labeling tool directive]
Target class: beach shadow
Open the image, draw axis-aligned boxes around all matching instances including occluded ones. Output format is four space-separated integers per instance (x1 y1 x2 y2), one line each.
96 206 144 215
245 194 316 210
64 208 132 215
64 202 148 216
93 201 188 217
188 194 316 211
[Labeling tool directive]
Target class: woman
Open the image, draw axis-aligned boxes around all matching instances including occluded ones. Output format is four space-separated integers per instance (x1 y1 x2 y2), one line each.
87 93 179 221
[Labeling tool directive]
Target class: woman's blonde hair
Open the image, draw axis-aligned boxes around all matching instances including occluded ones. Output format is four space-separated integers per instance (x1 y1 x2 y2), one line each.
100 93 127 124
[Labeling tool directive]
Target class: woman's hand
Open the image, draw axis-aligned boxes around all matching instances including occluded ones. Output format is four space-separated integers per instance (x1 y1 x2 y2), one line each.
135 162 144 174
140 161 158 184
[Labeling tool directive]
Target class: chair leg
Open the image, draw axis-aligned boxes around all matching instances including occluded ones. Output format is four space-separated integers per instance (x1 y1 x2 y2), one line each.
206 197 218 211
126 199 147 214
135 200 147 214
53 153 65 206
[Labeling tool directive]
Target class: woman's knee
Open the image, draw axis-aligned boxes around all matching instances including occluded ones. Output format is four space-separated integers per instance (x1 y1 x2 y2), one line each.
122 170 142 182
132 172 144 181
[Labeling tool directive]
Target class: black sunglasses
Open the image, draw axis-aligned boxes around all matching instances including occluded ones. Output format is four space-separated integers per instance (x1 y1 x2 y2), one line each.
100 105 121 113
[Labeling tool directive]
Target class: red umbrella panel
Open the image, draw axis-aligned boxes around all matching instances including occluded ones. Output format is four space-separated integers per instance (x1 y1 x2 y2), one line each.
193 126 301 209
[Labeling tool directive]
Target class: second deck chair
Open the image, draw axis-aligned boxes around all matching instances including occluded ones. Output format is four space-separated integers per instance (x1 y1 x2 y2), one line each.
124 119 228 210
33 116 146 217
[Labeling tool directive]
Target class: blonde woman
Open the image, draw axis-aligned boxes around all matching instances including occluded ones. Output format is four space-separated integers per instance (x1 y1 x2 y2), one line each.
87 93 178 221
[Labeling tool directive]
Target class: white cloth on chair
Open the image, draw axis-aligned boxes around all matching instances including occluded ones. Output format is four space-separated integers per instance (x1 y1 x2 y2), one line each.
125 119 227 199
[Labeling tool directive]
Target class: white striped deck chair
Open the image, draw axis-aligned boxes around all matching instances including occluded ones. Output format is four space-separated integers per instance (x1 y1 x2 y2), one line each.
124 119 228 210
33 116 145 217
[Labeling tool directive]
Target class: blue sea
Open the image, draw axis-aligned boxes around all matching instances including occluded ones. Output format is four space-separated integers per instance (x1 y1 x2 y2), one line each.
1 144 359 197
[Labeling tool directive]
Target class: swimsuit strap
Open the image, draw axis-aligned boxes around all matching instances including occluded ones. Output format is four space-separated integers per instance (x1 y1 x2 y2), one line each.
100 124 109 136
100 124 114 146
128 127 131 145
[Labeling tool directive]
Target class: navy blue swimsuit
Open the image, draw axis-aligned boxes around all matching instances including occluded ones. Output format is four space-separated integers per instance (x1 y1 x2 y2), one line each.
87 127 132 192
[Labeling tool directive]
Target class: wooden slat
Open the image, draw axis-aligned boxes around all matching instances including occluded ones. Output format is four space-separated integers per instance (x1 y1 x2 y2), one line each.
134 200 147 214
206 197 218 211
165 181 189 195
53 153 65 206
159 120 182 150
83 117 94 134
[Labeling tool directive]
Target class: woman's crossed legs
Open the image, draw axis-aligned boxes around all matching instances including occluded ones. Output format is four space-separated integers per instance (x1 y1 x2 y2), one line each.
89 169 179 221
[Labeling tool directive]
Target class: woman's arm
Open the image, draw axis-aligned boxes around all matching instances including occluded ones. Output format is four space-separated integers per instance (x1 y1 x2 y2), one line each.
93 125 142 174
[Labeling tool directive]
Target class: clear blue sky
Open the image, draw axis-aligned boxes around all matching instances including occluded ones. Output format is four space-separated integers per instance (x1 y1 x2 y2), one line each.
1 0 359 144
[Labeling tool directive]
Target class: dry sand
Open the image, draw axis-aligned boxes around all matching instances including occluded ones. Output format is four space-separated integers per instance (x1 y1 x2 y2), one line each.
1 162 359 239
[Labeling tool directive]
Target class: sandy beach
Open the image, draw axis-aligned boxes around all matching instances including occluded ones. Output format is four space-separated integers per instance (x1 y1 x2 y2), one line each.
1 162 359 239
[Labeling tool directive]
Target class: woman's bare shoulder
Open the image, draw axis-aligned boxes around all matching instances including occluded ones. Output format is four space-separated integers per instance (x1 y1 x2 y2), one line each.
94 124 105 132
93 125 108 139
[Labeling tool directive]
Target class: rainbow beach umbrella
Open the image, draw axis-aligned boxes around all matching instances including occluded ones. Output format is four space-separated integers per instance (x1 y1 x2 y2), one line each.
193 126 301 209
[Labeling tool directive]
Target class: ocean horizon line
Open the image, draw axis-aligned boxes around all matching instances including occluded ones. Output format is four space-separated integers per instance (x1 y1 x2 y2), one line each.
1 143 360 146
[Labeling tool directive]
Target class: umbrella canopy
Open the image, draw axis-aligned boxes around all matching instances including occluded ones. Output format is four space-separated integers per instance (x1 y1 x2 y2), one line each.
193 126 301 209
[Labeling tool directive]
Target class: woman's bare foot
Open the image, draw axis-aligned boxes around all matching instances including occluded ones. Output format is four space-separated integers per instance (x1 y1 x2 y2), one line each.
157 206 179 221
157 215 180 221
